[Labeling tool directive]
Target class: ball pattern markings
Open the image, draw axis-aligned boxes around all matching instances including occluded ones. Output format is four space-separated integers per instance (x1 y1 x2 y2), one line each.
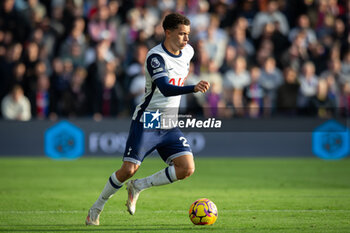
189 198 218 225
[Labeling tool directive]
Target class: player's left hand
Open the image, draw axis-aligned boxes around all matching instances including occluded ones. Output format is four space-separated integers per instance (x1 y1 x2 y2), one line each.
194 80 210 93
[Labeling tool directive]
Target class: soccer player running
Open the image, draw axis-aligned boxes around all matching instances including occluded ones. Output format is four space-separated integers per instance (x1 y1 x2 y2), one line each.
86 13 210 225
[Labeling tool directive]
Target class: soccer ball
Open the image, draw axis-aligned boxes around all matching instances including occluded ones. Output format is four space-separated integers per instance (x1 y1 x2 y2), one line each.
189 198 218 225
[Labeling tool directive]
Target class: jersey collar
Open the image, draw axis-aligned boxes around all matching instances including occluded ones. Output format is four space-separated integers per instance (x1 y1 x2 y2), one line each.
161 43 182 58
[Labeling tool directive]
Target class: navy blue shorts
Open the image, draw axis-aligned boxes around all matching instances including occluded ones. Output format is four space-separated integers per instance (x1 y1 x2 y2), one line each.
123 120 193 165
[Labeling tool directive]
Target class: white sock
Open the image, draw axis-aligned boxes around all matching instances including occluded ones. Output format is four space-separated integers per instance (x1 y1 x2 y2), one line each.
92 172 123 210
134 166 177 191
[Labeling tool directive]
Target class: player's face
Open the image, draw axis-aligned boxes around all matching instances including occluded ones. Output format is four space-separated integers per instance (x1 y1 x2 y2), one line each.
168 24 190 51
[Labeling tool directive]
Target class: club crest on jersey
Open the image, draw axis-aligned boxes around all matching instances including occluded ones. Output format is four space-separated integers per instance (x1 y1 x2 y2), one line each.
151 57 161 68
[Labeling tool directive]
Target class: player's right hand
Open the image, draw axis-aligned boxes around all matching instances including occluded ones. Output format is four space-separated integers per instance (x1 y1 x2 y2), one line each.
194 80 210 93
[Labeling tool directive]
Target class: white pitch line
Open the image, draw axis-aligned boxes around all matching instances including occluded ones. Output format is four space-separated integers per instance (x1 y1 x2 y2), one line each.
0 209 350 214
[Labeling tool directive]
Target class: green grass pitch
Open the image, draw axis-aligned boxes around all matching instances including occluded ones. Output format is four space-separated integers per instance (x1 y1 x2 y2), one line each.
0 157 350 232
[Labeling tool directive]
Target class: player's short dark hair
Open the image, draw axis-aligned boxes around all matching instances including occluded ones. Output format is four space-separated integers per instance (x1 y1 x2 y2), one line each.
162 13 190 31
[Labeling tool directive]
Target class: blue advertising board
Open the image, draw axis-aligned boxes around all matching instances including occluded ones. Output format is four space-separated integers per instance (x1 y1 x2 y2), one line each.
312 120 350 160
44 120 85 160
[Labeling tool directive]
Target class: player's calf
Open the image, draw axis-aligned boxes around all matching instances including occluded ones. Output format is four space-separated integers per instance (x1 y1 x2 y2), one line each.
172 154 195 180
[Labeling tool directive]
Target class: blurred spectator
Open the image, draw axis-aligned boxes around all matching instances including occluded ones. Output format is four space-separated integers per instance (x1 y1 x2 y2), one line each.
183 62 206 116
281 30 309 71
0 42 23 101
324 73 341 112
276 67 300 115
219 45 237 74
88 5 117 44
86 40 116 110
234 16 250 36
321 59 347 85
49 3 65 48
308 41 328 75
297 61 319 112
234 0 259 26
341 50 350 83
288 14 317 46
60 67 88 117
332 17 346 45
187 0 210 34
224 56 250 116
30 74 51 119
199 15 228 67
12 62 26 88
244 66 265 115
145 22 165 49
62 0 84 39
23 42 40 82
0 0 31 43
92 71 123 120
251 0 289 39
123 43 148 90
255 39 274 67
287 0 318 28
229 23 255 61
108 0 122 28
116 8 141 60
316 0 345 36
201 60 224 91
224 56 250 90
1 85 31 121
309 79 337 118
137 5 159 39
259 56 283 113
329 44 341 62
211 1 235 29
186 59 225 116
22 0 47 27
246 100 261 118
129 69 145 112
203 79 227 118
341 83 350 116
194 39 209 75
254 22 289 66
200 57 226 118
86 0 108 19
157 0 176 12
50 58 74 115
24 60 49 99
59 17 87 67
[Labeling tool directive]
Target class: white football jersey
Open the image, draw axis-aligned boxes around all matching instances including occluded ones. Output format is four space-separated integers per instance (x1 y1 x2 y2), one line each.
132 43 194 126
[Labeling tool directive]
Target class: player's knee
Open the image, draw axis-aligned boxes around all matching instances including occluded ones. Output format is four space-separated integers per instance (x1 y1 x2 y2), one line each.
118 162 139 180
186 166 195 177
176 166 195 180
123 167 136 178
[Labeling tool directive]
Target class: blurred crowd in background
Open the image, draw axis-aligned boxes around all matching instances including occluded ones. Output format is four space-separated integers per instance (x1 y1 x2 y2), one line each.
0 0 349 121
